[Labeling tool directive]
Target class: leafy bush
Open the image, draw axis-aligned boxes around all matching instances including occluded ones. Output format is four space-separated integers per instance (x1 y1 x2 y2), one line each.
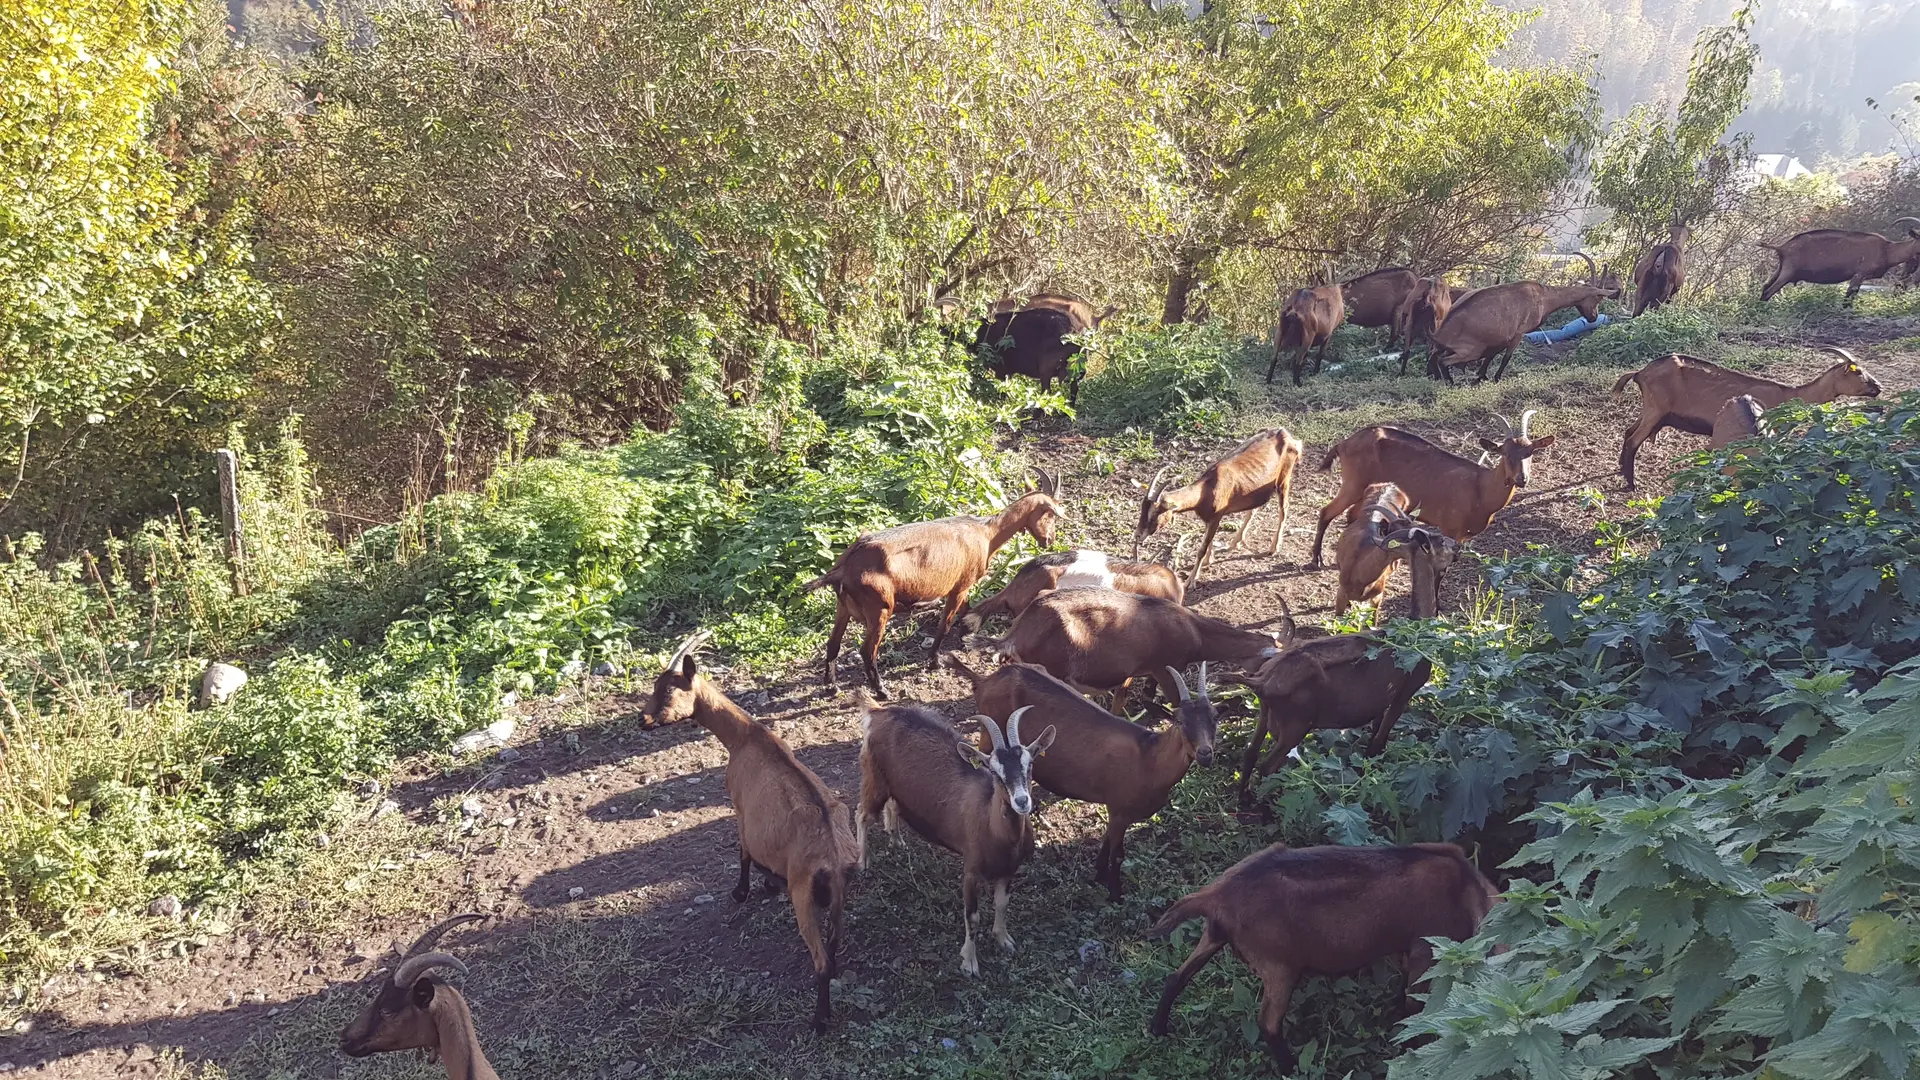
1566 303 1720 368
1078 322 1242 435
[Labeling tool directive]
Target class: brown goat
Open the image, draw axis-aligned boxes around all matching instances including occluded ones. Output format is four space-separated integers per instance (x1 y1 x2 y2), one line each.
1759 219 1920 303
1395 278 1454 376
1268 285 1345 385
644 631 857 1031
1429 254 1622 383
1632 224 1690 316
949 656 1218 900
1148 843 1499 1071
340 914 497 1080
1331 485 1458 620
990 587 1286 714
1340 267 1420 346
805 471 1064 697
961 548 1184 635
1134 428 1304 587
1611 346 1882 488
1308 413 1554 567
1218 634 1433 801
858 701 1055 975
973 294 1114 405
1710 395 1767 479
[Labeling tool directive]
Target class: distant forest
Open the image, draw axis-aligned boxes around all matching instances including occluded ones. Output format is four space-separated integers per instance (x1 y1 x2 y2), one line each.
1498 0 1920 160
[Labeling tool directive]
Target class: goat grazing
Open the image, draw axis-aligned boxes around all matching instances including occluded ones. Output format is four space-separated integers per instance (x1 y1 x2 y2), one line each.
1308 413 1554 567
1218 634 1433 801
948 656 1218 900
1632 224 1690 316
1710 395 1767 478
1428 254 1621 383
1759 219 1920 303
974 294 1114 405
1611 346 1882 488
1134 428 1304 587
340 913 497 1080
1268 285 1345 386
1331 485 1461 620
1340 267 1420 346
991 587 1285 713
857 701 1056 975
644 631 858 1031
1395 278 1454 376
961 549 1183 635
1148 843 1499 1072
805 470 1064 697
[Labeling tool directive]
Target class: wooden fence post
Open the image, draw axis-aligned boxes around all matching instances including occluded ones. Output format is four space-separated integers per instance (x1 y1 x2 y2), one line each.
215 448 248 596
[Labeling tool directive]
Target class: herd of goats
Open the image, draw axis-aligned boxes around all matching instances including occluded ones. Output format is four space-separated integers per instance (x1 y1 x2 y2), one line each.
335 221 1911 1077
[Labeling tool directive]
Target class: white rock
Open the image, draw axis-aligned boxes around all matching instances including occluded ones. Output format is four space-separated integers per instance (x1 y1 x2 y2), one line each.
197 663 248 708
459 798 485 820
568 887 585 900
558 659 586 681
592 661 619 677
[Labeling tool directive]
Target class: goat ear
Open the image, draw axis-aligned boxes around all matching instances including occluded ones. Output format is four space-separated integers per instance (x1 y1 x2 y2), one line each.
1478 437 1502 453
411 979 435 1009
1529 434 1557 451
1027 725 1058 757
678 653 697 679
958 742 991 770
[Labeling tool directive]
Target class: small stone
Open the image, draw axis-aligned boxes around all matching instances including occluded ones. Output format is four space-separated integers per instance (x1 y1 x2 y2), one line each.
196 662 248 708
567 887 585 900
921 637 937 648
11 1018 31 1035
685 777 701 785
650 808 662 818
460 798 485 820
693 894 716 905
592 661 619 677
373 798 400 819
1121 969 1138 984
357 779 382 798
501 691 519 708
563 733 582 754
940 1038 959 1051
558 659 587 682
497 747 522 764
148 895 182 920
497 817 518 829
1078 940 1102 964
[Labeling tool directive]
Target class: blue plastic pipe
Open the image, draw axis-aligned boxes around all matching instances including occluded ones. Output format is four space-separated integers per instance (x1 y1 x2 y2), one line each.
1523 313 1610 345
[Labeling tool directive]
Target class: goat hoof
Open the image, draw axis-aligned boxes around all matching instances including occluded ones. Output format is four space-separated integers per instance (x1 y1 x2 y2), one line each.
1149 1018 1171 1038
996 932 1015 953
959 941 980 976
732 885 751 903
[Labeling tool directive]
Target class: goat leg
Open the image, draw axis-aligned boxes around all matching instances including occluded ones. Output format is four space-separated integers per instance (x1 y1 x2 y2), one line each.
733 847 753 903
1227 505 1258 553
860 605 889 700
823 607 852 690
1251 959 1302 1073
1150 921 1227 1038
959 873 981 976
1186 518 1224 590
992 880 1014 953
1100 817 1128 902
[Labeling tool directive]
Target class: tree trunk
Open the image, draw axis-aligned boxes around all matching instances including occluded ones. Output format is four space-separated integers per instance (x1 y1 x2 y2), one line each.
1161 250 1206 324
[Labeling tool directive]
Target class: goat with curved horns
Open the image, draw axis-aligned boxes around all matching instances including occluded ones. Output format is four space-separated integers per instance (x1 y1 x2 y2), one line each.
806 470 1064 698
340 913 497 1080
1134 428 1303 587
1308 412 1553 567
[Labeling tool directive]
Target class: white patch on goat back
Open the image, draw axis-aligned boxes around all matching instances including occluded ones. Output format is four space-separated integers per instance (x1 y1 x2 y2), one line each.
1055 549 1115 590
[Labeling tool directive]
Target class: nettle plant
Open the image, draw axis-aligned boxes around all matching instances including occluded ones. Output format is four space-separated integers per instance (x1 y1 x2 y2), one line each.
1380 395 1920 1079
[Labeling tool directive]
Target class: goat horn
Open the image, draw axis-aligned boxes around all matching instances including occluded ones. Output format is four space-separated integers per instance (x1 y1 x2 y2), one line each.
1519 409 1537 437
1165 666 1191 702
393 952 468 990
1574 251 1597 283
1004 705 1032 747
1492 411 1515 434
402 913 485 959
1145 465 1170 502
972 713 1008 751
1274 597 1297 643
1816 345 1862 366
667 629 712 671
1891 217 1920 229
1197 661 1210 699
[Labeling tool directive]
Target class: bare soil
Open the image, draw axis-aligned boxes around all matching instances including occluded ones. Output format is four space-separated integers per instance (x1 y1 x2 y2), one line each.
12 340 1918 1080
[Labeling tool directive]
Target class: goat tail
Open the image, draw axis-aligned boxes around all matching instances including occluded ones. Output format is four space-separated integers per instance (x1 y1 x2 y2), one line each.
802 567 841 593
815 866 846 951
943 653 988 686
1316 443 1341 473
1610 370 1640 401
1146 892 1214 939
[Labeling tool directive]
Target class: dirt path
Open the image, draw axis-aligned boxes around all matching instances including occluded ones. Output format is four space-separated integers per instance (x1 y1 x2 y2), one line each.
14 339 1918 1079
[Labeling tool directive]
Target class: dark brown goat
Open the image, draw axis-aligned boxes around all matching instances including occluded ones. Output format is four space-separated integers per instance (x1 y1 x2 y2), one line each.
1395 278 1454 376
1429 254 1622 383
1611 347 1882 488
1332 484 1458 620
805 471 1064 697
1148 843 1499 1071
1135 428 1303 587
1340 267 1420 345
1218 634 1433 800
340 914 497 1080
974 294 1114 404
1710 395 1767 478
1632 224 1690 316
1308 414 1553 567
644 631 857 1031
950 656 1218 900
961 548 1183 635
1759 219 1920 303
858 701 1055 975
1268 285 1345 385
991 587 1286 714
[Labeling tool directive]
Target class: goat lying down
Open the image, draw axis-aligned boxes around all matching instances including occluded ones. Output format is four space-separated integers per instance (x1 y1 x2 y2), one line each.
962 548 1183 635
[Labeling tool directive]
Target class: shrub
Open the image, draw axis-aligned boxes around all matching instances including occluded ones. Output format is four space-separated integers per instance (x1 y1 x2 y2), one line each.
1078 321 1242 435
1566 303 1720 368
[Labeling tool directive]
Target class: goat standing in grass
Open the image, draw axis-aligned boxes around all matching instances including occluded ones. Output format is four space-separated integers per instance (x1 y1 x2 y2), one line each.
806 470 1063 698
1268 285 1345 385
1134 428 1303 587
340 913 497 1080
644 631 858 1031
858 701 1055 975
1332 483 1461 620
1149 843 1498 1072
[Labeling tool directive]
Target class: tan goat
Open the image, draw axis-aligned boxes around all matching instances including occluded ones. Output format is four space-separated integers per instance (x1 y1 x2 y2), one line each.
1308 413 1554 567
1610 347 1882 488
1395 277 1454 376
805 470 1064 697
644 631 858 1031
1429 254 1621 383
1759 220 1920 303
949 656 1218 900
1268 284 1346 385
1149 843 1499 1072
1134 428 1304 587
961 548 1183 634
1632 224 1690 316
340 913 497 1080
1333 484 1462 620
858 701 1055 975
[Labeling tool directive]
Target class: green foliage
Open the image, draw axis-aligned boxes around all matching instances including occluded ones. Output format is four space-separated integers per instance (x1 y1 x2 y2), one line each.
1566 304 1720 368
1078 322 1242 435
